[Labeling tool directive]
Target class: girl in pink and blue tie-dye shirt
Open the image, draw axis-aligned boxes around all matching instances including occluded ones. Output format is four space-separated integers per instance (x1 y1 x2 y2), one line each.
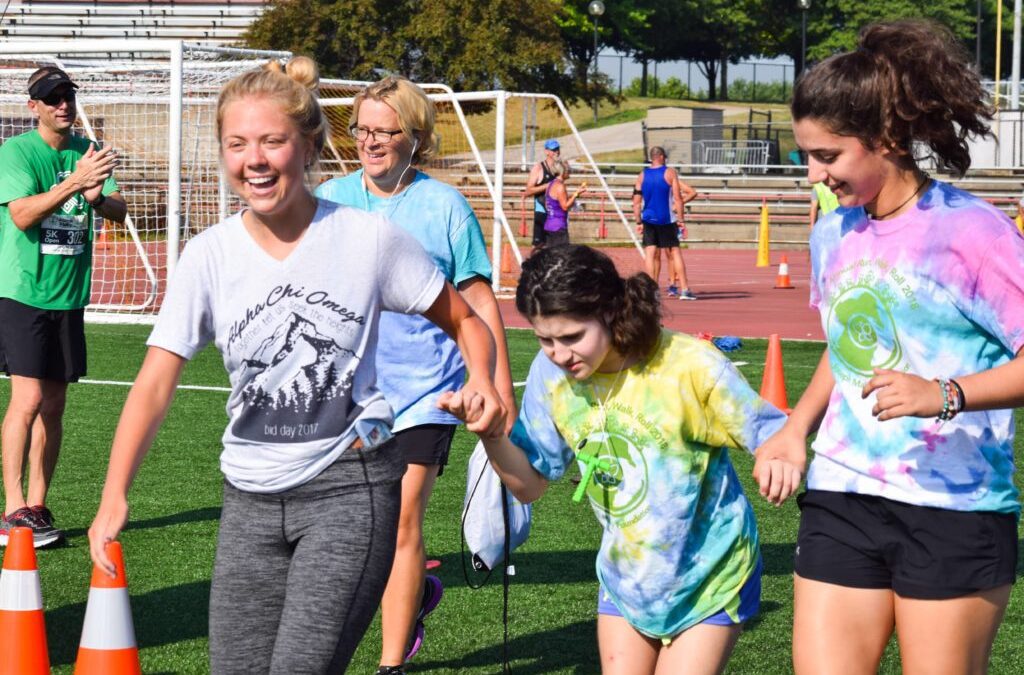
758 18 1024 675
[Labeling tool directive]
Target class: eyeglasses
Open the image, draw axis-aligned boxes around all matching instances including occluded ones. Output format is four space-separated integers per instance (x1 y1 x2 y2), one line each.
350 127 403 144
36 89 76 107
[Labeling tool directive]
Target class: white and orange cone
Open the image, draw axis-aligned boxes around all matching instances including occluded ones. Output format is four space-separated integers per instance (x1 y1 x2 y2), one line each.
774 254 795 289
75 541 141 674
0 527 50 675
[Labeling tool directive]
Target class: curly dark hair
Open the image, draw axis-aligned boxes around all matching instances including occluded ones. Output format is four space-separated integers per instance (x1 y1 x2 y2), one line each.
515 245 661 360
792 19 992 176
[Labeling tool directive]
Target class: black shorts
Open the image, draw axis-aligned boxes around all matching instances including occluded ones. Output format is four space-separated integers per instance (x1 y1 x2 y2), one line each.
532 211 547 246
642 222 679 249
0 298 86 382
795 489 1018 600
394 424 457 476
543 229 569 247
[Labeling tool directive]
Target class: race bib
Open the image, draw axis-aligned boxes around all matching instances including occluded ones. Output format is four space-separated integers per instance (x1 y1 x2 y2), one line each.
41 213 88 256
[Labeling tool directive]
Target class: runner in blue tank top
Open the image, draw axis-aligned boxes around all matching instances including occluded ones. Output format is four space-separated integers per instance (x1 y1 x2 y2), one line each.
632 147 697 299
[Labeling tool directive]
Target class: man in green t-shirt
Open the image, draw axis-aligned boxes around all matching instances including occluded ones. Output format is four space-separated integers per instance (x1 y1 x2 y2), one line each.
0 67 126 548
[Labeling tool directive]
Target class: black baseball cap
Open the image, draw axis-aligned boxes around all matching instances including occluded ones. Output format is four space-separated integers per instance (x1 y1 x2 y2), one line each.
28 67 78 100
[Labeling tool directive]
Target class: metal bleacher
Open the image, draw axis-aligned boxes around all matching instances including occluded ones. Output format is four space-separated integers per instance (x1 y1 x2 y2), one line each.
1 0 268 43
481 168 1024 249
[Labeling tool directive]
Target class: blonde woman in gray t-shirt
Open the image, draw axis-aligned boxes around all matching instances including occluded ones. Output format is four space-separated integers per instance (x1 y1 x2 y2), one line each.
87 58 505 674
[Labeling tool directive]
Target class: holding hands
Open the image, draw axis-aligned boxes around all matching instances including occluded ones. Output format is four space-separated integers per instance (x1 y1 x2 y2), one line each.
753 425 807 506
438 375 507 439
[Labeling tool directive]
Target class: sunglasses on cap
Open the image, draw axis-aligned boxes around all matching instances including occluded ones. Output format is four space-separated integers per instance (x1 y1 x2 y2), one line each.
36 89 76 107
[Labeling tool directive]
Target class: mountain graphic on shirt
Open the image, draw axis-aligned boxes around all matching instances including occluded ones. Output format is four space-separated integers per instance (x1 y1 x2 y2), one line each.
240 312 355 412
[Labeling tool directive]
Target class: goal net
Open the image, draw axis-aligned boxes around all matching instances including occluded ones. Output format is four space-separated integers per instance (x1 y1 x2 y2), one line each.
0 40 628 320
0 39 286 322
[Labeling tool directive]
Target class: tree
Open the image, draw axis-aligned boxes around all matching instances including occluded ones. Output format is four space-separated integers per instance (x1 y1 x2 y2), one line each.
403 0 571 94
624 0 767 100
621 0 687 96
554 0 650 106
244 0 573 97
244 0 407 80
760 0 975 78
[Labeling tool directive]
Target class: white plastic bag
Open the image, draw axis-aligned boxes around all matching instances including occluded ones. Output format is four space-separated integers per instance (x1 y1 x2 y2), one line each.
462 440 532 571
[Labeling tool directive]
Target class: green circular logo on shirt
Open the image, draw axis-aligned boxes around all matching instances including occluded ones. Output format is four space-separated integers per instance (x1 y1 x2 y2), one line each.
826 285 902 377
579 431 648 519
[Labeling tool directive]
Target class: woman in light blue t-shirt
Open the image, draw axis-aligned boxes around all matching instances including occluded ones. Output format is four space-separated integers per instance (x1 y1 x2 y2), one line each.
316 76 516 675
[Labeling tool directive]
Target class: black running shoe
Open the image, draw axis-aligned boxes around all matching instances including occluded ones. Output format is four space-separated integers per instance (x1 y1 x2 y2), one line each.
0 506 64 548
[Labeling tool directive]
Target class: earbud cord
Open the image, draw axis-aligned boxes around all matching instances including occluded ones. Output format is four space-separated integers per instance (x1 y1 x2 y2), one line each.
362 138 420 219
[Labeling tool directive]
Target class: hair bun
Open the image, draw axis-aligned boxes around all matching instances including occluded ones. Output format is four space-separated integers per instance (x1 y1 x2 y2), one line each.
284 56 319 91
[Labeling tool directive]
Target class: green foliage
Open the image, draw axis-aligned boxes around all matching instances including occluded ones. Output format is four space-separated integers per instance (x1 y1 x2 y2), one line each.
624 76 702 100
759 0 978 75
805 0 974 61
243 0 407 81
244 0 573 96
727 77 792 103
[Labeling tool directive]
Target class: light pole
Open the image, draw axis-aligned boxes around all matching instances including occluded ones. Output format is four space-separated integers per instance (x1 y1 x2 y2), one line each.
588 0 605 122
798 0 811 76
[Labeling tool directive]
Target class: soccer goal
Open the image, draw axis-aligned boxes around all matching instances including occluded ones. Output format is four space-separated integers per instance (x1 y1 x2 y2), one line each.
0 40 629 321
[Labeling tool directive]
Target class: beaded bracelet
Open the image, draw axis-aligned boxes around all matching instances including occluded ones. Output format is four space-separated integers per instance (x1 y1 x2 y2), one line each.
951 378 966 411
936 378 964 421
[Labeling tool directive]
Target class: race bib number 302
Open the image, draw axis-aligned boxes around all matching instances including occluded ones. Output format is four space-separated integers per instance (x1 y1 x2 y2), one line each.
41 213 88 256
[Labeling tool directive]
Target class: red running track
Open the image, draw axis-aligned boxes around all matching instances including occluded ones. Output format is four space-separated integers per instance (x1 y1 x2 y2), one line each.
92 241 824 341
498 248 825 342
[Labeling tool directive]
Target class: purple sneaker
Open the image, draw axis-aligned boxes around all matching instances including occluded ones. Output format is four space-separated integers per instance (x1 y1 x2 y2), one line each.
404 622 425 662
405 575 443 662
417 575 443 621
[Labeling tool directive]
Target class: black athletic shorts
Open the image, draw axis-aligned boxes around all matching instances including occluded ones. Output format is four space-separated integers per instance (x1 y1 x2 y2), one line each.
642 222 679 249
532 211 547 246
0 298 86 382
543 229 569 247
394 424 457 476
795 489 1018 600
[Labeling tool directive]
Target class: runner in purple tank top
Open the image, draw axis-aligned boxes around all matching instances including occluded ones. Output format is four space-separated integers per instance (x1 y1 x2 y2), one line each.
542 160 587 247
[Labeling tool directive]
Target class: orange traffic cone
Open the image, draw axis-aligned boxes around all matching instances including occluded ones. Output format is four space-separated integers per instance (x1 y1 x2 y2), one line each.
774 254 794 289
95 225 109 251
760 333 791 414
0 527 50 675
501 240 513 275
75 541 141 674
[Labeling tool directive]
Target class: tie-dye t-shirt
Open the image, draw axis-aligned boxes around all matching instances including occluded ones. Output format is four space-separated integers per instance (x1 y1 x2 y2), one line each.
510 330 786 637
809 180 1024 514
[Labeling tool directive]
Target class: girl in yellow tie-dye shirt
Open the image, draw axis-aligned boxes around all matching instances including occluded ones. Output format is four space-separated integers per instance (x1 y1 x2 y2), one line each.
440 245 797 674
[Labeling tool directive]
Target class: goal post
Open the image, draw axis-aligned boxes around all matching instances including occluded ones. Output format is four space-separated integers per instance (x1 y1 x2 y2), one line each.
0 39 631 319
318 85 635 292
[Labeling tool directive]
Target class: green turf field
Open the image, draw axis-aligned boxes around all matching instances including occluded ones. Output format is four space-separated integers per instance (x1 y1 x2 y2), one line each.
0 325 1021 674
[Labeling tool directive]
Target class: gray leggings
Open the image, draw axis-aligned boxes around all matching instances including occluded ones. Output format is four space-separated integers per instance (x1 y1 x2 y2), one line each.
208 439 403 674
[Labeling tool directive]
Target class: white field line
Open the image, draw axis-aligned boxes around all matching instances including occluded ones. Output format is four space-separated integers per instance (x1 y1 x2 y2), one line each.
0 374 530 391
3 363 813 394
0 374 231 393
